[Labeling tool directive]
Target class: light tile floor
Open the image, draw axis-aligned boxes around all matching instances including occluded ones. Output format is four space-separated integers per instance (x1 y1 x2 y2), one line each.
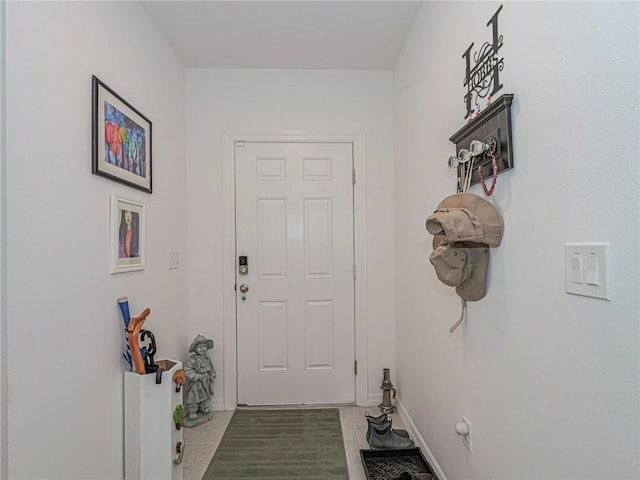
182 406 408 480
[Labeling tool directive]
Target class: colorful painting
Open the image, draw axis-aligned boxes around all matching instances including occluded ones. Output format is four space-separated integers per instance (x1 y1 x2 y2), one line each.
104 101 147 179
93 76 152 193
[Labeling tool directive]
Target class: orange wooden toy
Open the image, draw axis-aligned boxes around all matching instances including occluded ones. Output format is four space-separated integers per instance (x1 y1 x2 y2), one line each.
127 307 151 375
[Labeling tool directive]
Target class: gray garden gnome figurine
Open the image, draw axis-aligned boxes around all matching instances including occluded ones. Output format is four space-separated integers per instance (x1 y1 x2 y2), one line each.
184 334 216 427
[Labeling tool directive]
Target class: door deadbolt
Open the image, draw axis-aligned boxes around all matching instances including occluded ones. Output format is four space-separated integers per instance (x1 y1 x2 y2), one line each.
238 256 248 275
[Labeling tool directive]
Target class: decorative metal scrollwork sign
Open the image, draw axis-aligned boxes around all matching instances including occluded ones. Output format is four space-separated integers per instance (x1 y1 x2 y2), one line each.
462 5 504 119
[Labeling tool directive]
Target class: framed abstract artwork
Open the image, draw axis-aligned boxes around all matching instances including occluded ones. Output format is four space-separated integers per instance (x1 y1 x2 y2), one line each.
110 194 145 273
93 76 152 193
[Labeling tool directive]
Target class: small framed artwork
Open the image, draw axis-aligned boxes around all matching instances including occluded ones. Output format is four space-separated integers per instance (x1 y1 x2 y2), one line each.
93 75 152 193
110 194 145 273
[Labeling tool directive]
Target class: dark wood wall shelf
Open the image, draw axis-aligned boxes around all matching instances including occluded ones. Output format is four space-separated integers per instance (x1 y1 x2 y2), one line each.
449 94 514 191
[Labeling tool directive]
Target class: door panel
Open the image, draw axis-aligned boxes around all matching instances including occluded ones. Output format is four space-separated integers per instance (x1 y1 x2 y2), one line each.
236 142 355 405
305 300 334 369
258 301 288 370
257 199 287 278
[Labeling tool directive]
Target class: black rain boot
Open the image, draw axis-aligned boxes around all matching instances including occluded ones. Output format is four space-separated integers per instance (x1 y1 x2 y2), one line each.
368 421 414 449
365 413 409 443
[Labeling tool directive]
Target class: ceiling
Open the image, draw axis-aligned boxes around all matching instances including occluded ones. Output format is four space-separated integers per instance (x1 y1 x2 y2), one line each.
140 1 423 70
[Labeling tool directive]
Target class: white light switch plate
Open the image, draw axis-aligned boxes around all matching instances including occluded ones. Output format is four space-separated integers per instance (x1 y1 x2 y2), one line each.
565 243 610 300
168 250 179 270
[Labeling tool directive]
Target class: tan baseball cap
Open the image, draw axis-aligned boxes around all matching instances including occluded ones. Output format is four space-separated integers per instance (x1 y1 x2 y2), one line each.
426 193 503 248
429 242 490 301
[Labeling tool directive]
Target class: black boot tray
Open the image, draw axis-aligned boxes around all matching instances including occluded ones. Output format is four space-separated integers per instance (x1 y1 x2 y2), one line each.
360 447 436 480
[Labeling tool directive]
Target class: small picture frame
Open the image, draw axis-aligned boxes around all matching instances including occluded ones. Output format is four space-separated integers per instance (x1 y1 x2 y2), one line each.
110 194 145 273
93 75 152 193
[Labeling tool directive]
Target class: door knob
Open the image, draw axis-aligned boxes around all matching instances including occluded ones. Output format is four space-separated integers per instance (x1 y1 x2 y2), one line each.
239 284 249 293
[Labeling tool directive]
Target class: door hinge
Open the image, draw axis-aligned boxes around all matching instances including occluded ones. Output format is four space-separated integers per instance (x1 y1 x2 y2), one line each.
354 360 358 375
352 169 356 184
353 264 357 280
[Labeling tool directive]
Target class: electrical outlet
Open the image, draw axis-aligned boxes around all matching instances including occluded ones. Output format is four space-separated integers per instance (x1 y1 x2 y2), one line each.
462 416 472 452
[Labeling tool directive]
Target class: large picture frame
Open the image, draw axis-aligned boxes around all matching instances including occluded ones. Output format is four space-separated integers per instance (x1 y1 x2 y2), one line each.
110 194 145 273
93 76 152 193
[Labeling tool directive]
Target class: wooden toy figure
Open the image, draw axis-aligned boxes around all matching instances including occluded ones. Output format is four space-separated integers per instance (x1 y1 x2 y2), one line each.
184 334 215 427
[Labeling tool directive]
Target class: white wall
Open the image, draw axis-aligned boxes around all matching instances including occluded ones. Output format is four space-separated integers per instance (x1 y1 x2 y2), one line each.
0 1 7 478
394 2 639 479
6 2 187 478
186 69 395 406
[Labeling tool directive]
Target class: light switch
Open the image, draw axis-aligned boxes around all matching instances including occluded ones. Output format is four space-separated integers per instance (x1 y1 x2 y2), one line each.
570 252 583 284
168 250 179 270
565 243 610 300
585 252 599 285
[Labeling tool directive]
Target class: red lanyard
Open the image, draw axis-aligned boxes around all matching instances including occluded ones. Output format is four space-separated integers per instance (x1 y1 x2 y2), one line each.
478 150 497 196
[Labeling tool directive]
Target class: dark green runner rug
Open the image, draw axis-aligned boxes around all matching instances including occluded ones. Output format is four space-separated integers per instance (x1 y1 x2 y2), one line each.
203 408 349 480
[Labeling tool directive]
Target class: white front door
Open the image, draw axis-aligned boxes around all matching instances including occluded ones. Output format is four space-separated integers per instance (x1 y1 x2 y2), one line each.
235 142 355 405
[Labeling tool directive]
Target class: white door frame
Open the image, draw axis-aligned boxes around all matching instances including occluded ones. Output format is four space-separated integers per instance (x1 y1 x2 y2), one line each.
0 2 7 476
222 131 368 409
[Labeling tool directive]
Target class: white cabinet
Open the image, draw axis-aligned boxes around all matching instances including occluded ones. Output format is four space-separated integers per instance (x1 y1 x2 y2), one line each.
124 359 184 480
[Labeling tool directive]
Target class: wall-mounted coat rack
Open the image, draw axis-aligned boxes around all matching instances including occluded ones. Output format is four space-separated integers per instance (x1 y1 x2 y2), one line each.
449 94 514 193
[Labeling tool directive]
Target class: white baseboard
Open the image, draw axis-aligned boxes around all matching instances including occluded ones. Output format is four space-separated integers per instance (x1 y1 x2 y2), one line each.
396 397 447 480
